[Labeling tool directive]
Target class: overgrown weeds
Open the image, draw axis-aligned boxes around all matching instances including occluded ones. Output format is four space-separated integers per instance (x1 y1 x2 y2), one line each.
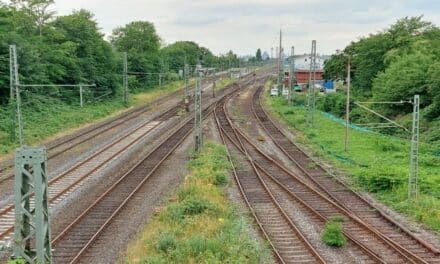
265 84 440 233
124 142 271 263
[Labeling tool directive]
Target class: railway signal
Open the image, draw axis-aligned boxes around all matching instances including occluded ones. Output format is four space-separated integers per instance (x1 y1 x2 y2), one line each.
13 147 52 264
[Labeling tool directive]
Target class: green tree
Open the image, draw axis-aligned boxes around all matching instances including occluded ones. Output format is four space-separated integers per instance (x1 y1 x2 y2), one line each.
11 0 55 36
256 48 262 61
53 9 119 95
110 21 161 89
372 52 433 116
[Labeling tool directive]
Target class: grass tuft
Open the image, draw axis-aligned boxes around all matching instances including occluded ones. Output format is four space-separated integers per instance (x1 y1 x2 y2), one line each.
321 217 347 248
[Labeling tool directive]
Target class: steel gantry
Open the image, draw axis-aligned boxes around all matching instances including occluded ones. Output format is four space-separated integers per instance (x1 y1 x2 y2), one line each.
353 95 420 200
14 147 52 264
408 95 420 199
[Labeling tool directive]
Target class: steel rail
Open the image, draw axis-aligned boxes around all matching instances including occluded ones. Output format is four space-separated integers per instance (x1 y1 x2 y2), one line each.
0 73 226 183
227 91 426 263
218 94 389 263
0 104 181 242
215 92 326 263
252 84 440 260
51 75 247 263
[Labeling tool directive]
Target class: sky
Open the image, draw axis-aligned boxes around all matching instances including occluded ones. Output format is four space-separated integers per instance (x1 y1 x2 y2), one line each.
51 0 440 56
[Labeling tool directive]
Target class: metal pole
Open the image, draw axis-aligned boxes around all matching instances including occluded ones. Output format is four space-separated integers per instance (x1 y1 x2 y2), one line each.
194 66 203 152
408 95 420 199
288 46 294 106
345 55 351 152
79 85 83 108
307 40 317 127
278 30 283 96
212 80 216 98
14 147 52 264
123 52 128 105
10 45 24 146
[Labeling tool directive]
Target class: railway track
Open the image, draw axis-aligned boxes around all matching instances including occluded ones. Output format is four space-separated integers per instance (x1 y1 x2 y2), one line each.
251 84 440 263
215 95 326 263
216 82 439 263
50 77 248 264
0 73 233 248
0 102 183 247
0 73 225 184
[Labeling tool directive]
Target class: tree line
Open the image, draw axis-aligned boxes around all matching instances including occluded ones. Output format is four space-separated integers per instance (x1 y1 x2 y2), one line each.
323 16 440 123
0 0 242 105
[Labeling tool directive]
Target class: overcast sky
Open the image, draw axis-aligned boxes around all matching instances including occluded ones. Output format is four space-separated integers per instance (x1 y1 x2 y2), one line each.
51 0 440 56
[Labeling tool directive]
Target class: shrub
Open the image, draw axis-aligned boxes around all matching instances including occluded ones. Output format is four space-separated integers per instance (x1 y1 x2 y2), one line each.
321 217 347 248
156 232 177 253
317 92 347 117
356 170 404 192
182 197 212 215
213 172 228 186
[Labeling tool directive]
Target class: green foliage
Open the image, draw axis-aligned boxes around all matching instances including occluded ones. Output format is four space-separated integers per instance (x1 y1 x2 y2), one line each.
156 232 178 253
125 143 271 263
268 92 440 232
317 92 348 117
182 197 212 216
255 48 262 61
372 52 432 116
321 218 347 247
7 258 25 264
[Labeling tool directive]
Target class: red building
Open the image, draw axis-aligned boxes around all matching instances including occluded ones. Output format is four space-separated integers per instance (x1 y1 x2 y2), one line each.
295 70 324 84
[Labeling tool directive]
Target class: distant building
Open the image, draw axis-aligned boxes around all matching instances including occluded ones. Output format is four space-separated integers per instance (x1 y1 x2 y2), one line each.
284 54 330 85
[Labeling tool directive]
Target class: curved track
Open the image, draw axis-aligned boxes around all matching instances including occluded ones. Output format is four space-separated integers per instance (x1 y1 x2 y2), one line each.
0 102 182 246
0 73 225 184
215 95 326 263
50 74 252 263
216 80 440 263
251 84 440 263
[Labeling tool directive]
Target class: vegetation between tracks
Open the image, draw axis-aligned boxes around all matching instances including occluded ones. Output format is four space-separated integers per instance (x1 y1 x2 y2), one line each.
124 142 270 264
0 80 184 155
264 84 440 233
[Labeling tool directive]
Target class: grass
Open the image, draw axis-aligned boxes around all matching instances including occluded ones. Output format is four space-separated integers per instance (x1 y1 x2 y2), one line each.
264 85 440 234
321 217 347 248
0 80 187 156
124 142 271 264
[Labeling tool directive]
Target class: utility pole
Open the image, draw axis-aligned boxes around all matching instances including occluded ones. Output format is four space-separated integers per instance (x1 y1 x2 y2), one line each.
408 95 420 199
278 29 283 96
194 64 203 152
79 85 83 107
123 52 128 105
344 55 351 152
288 46 295 106
14 147 52 264
307 40 317 127
9 45 23 146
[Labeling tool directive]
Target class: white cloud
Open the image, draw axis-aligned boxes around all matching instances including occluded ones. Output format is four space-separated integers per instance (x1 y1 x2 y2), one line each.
50 0 440 55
